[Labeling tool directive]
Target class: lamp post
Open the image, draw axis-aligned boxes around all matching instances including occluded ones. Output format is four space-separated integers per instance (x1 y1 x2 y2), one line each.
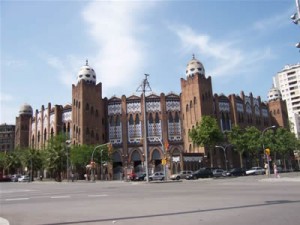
215 145 230 171
136 74 152 182
151 136 167 180
262 125 276 177
65 140 71 182
91 143 111 181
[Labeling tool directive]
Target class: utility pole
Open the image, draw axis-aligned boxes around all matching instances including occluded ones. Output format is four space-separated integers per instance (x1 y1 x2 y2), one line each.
137 74 152 182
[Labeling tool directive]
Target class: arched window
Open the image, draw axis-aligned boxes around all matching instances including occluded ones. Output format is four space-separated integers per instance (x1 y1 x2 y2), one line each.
85 103 89 111
168 112 173 123
86 127 90 135
175 112 179 122
135 114 140 124
129 114 134 125
155 112 159 123
116 115 120 126
149 113 153 124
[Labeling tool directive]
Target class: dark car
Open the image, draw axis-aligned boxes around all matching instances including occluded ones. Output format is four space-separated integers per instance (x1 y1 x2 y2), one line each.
186 168 213 180
135 172 146 181
224 168 246 176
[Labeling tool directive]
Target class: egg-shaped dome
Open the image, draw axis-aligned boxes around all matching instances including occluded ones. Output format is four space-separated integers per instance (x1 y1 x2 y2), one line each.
77 60 96 84
268 86 282 101
186 55 205 77
19 103 33 116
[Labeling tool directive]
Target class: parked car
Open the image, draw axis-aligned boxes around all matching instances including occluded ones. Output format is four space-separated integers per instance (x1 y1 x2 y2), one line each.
186 168 213 180
135 172 146 181
18 175 30 182
11 174 22 182
212 169 226 177
170 170 193 180
0 175 11 182
149 172 165 181
246 167 265 175
223 168 246 177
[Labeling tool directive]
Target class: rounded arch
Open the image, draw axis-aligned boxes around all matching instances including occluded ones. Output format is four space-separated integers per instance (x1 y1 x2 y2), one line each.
112 151 122 163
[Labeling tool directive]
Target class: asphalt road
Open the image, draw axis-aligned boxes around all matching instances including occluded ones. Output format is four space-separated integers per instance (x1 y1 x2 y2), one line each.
1 173 300 225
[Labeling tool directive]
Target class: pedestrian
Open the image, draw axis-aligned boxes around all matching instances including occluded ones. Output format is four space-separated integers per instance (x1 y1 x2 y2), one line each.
71 173 74 182
264 163 269 176
273 163 280 178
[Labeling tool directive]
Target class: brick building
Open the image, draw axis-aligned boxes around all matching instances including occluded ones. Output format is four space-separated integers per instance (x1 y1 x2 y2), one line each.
15 57 289 179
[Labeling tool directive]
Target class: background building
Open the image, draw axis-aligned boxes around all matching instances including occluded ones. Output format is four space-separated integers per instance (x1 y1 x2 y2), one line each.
273 63 300 137
0 123 15 152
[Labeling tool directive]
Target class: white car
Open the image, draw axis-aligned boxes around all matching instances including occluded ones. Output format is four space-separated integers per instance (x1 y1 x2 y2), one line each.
170 170 193 180
246 167 265 175
149 172 165 181
18 175 30 182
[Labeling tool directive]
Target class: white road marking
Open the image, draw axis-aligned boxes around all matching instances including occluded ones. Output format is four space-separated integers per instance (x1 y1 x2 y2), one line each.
88 194 108 197
5 198 29 201
50 196 70 199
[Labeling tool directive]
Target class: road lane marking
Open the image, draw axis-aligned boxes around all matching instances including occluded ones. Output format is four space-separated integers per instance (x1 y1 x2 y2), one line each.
88 194 108 197
6 198 29 201
50 196 70 199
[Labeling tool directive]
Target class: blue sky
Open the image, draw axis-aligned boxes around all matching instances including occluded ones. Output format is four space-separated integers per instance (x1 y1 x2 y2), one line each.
1 0 299 124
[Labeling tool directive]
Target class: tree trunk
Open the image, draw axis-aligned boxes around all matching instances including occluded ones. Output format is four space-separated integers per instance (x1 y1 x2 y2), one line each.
239 152 243 168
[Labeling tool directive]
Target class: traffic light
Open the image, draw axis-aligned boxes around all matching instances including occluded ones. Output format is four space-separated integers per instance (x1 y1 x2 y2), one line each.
164 141 169 151
265 148 270 156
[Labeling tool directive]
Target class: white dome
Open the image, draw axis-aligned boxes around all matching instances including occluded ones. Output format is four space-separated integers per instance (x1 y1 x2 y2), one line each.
19 103 33 116
186 55 205 77
268 86 282 101
77 60 96 84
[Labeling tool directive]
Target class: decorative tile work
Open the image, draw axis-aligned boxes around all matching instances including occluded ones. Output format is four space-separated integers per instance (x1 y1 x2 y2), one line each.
254 105 260 116
262 108 269 117
146 101 161 112
236 103 244 112
127 102 141 114
245 103 252 114
148 121 162 141
166 100 180 111
128 123 142 143
219 102 230 112
62 111 72 122
168 121 182 141
109 124 122 144
108 103 122 115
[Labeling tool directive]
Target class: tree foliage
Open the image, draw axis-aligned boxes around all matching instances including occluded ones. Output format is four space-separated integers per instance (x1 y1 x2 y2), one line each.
189 116 223 166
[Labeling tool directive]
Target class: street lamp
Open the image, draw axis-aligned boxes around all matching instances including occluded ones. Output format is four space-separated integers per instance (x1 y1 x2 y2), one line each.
215 145 230 171
91 143 111 181
262 125 276 177
65 140 71 182
151 136 168 180
136 74 152 182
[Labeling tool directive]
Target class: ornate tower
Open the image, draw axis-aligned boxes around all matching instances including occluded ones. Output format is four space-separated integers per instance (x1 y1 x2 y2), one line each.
180 55 214 153
15 103 33 149
71 60 107 145
267 86 289 129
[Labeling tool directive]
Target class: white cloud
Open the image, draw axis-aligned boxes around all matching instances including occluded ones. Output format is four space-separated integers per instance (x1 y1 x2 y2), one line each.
81 1 156 97
169 24 273 78
44 54 82 87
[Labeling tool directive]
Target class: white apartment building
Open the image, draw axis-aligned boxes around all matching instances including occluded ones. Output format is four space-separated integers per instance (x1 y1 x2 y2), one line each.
273 63 300 137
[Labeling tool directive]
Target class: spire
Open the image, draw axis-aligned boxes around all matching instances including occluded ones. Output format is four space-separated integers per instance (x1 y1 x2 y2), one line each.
86 59 89 66
192 54 195 59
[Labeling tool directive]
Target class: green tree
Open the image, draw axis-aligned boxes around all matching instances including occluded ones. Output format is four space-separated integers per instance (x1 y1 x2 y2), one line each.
45 134 68 182
244 126 262 166
226 125 248 168
189 116 223 167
